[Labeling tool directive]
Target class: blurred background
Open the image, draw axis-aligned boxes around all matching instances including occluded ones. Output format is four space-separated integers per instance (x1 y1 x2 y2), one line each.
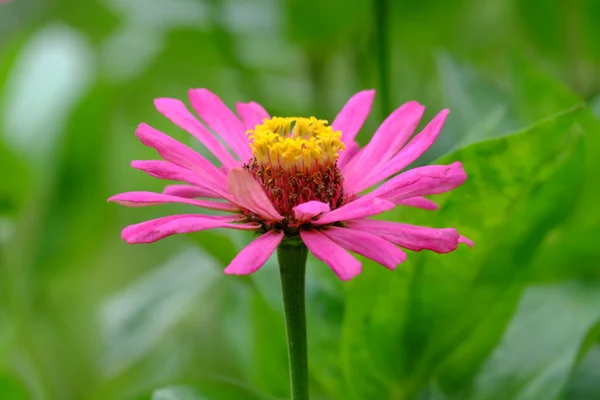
1 0 600 399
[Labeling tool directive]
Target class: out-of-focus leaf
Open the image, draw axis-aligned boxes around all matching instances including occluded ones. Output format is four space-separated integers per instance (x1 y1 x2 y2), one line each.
0 140 29 216
0 24 94 164
247 278 288 397
152 377 278 400
285 0 369 50
566 344 600 400
152 385 207 400
341 105 584 399
468 283 600 400
98 247 222 377
510 54 580 123
0 373 30 400
434 55 518 154
590 94 600 118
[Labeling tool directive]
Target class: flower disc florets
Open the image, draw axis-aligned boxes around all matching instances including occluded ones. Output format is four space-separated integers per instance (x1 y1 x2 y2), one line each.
243 117 348 232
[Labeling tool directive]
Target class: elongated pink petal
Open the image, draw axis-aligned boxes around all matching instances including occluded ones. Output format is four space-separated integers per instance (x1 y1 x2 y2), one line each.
108 191 238 212
227 169 283 221
300 230 362 280
122 214 258 244
347 219 468 253
225 231 284 275
322 226 406 270
154 98 238 168
338 141 361 170
343 101 425 192
332 89 375 144
459 235 474 247
293 201 331 222
353 109 449 192
189 89 252 161
396 196 438 210
236 101 270 130
162 185 219 199
370 162 466 201
131 160 225 199
340 146 364 179
135 123 228 195
313 197 394 225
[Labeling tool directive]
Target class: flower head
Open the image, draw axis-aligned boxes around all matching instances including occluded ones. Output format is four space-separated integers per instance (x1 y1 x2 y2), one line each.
109 89 472 280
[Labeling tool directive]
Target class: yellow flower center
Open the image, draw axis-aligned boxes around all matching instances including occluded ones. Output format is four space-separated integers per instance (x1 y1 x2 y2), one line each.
248 117 345 170
243 116 349 232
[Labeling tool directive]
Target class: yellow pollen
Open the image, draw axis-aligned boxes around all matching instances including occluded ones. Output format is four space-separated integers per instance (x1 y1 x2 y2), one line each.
247 116 345 170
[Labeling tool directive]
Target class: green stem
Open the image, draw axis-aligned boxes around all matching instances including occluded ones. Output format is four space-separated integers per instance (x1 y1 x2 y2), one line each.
277 242 309 400
374 0 391 119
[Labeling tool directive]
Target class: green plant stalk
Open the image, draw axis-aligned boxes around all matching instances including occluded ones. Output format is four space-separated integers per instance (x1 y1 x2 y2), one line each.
374 0 391 119
277 242 310 400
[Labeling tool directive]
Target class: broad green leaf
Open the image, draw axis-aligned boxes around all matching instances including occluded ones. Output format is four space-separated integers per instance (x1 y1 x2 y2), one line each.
341 105 585 399
413 108 585 394
468 283 600 400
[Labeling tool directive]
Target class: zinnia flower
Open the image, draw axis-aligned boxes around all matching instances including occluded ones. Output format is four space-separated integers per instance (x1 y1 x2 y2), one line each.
109 89 472 280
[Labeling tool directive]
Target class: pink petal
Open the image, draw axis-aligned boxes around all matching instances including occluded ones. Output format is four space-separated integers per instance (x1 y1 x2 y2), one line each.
343 101 425 192
322 226 406 270
131 160 225 199
396 196 438 210
300 230 362 280
371 162 466 201
353 109 449 192
338 141 361 170
188 88 252 161
135 123 228 195
340 146 364 179
347 219 466 253
162 185 218 199
332 89 375 144
122 214 259 244
313 197 394 225
108 191 238 212
224 230 284 275
293 201 331 222
154 98 238 168
226 169 283 221
236 101 270 131
459 235 474 247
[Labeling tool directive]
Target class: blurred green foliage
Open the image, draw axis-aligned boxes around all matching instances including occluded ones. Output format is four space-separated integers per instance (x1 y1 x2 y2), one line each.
1 0 600 399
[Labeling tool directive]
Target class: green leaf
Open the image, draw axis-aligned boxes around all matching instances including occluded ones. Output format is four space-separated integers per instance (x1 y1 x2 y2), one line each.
152 378 279 400
412 107 585 394
98 248 222 377
152 386 207 400
565 344 600 400
434 55 518 152
468 283 600 400
0 373 30 400
341 104 585 399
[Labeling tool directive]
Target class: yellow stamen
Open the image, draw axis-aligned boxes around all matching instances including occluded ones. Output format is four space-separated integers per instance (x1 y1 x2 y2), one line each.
248 117 345 170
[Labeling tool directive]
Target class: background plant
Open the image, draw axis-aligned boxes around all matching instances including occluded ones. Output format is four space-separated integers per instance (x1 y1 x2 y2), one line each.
1 0 599 399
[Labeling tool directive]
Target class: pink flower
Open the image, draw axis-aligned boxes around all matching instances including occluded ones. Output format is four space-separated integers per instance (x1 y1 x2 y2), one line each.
109 89 472 280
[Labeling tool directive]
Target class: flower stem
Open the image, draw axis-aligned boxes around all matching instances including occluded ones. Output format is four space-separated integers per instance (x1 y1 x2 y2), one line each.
277 242 309 400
